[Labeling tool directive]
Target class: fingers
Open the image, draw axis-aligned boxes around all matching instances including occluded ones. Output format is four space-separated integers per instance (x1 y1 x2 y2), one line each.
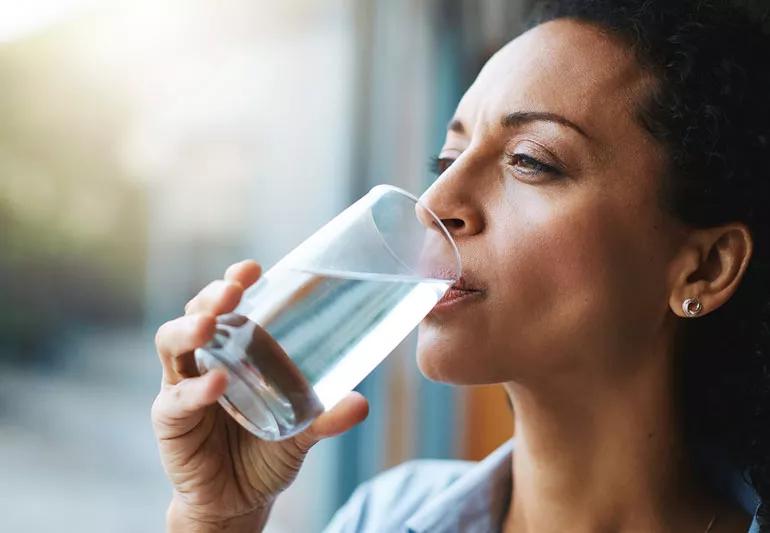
151 369 229 439
295 392 369 450
156 314 216 385
183 261 261 316
184 280 244 316
156 261 261 386
224 259 262 287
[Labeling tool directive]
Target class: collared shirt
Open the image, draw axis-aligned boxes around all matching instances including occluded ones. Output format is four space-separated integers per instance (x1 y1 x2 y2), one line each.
323 440 763 533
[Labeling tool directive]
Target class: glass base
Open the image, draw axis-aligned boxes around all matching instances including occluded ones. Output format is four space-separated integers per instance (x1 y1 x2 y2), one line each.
194 315 324 441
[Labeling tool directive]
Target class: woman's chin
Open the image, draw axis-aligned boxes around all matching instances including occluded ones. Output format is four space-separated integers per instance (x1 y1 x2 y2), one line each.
416 350 457 383
416 323 521 385
416 328 478 384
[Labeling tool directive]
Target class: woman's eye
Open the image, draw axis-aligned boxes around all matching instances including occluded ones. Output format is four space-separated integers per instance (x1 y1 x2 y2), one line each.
429 156 455 176
506 153 560 177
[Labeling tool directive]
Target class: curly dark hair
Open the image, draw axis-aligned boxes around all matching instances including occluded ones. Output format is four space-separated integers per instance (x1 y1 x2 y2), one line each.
531 0 770 523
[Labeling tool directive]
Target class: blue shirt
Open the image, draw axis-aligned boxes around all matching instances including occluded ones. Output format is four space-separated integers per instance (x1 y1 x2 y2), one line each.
323 440 763 532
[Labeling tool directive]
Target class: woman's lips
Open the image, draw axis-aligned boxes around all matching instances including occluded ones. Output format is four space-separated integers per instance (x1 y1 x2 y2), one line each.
430 277 484 313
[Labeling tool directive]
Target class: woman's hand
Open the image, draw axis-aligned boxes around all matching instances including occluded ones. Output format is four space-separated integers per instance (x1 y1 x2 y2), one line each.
152 260 369 532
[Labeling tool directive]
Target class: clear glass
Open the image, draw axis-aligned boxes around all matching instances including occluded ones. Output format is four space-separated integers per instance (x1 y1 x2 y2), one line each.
195 185 461 440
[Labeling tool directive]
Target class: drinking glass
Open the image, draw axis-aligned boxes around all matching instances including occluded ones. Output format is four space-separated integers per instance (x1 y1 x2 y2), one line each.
195 184 461 440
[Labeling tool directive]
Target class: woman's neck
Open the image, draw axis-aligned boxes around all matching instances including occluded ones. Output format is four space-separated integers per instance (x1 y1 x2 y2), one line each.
501 344 717 533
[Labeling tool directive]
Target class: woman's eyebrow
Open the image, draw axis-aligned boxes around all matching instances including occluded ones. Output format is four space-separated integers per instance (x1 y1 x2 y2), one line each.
501 111 589 138
448 112 590 139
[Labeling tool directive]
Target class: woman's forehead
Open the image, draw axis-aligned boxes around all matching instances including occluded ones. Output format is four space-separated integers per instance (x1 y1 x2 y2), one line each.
454 19 652 141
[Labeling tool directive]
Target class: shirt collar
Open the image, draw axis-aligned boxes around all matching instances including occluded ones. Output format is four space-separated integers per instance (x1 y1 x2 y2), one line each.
405 440 514 533
405 439 762 533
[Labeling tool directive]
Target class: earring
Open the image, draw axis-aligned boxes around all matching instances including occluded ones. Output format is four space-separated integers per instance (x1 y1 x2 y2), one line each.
682 297 703 318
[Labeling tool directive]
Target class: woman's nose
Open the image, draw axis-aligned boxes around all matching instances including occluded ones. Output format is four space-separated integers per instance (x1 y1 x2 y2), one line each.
415 180 484 239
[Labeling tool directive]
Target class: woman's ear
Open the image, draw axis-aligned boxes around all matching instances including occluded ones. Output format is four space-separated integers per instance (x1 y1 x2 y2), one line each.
667 223 753 318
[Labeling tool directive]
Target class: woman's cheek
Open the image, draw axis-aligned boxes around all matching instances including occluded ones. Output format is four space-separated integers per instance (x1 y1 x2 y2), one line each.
492 202 623 353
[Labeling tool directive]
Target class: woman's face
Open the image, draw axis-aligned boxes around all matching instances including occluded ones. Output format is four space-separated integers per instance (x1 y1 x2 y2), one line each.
416 19 686 385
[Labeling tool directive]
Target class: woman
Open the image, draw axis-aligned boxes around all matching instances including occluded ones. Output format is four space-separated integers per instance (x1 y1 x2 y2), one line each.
151 0 770 531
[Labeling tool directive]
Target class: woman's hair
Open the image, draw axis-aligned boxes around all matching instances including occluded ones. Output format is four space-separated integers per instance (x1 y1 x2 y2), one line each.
531 0 770 516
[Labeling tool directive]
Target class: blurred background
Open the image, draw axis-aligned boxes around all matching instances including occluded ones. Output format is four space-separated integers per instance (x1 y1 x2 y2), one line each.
0 0 531 530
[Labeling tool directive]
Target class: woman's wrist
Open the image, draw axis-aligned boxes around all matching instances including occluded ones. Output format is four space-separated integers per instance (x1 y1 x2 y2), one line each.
166 495 272 533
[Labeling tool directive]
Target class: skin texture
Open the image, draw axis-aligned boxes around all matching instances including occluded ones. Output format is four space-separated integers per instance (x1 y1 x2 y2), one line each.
416 20 676 385
153 18 756 533
152 260 369 533
417 19 754 533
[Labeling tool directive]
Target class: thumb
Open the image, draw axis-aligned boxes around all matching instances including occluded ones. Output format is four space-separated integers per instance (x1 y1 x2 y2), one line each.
294 392 369 450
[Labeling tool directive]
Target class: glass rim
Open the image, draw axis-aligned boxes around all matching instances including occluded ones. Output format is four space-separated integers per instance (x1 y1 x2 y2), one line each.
369 184 462 281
